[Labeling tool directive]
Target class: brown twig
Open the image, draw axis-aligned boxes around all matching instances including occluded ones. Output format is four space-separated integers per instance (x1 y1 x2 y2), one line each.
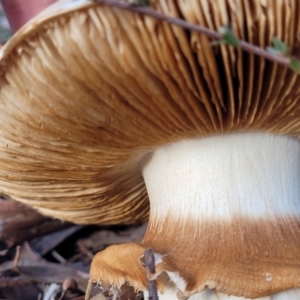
144 248 158 300
66 252 85 264
97 0 292 67
77 241 94 261
13 245 21 273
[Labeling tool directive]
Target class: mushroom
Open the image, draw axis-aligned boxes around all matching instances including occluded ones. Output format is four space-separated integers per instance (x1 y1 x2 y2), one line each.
0 0 300 299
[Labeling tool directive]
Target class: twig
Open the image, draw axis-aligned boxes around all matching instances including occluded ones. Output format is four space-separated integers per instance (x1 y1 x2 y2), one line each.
58 278 78 300
97 0 292 68
143 248 158 300
77 240 94 261
57 290 67 300
13 245 21 273
51 250 66 263
85 280 93 300
66 252 85 264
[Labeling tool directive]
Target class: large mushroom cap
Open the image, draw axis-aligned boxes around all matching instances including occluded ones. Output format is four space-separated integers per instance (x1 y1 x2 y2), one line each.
2 0 300 298
0 0 300 225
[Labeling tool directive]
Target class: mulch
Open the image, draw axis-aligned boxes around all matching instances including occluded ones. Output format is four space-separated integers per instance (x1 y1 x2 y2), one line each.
0 196 146 300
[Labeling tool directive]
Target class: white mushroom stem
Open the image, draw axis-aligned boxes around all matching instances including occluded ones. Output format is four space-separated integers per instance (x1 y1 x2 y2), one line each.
143 133 300 224
141 132 300 298
144 287 300 300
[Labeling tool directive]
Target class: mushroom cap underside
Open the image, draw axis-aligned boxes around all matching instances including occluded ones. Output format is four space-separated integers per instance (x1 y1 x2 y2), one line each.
0 0 300 223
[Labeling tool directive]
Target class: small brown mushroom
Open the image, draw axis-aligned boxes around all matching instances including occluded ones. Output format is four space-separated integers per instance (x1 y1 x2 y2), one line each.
0 0 300 299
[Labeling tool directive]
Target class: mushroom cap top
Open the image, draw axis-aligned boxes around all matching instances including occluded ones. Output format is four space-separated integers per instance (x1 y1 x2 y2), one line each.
0 0 300 224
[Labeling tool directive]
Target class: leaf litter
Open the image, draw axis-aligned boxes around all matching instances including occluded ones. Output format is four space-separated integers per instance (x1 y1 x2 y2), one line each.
0 208 147 300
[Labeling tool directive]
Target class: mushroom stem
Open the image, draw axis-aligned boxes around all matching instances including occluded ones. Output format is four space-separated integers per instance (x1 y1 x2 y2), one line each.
144 287 300 300
142 132 300 223
140 132 300 298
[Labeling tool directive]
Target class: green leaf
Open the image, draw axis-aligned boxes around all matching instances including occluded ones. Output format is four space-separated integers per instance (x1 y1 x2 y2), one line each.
290 58 300 73
272 38 289 56
130 0 150 6
219 25 239 47
266 46 280 56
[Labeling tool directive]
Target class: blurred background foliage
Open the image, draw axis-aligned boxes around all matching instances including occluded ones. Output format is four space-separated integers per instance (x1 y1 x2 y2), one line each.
0 4 11 44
